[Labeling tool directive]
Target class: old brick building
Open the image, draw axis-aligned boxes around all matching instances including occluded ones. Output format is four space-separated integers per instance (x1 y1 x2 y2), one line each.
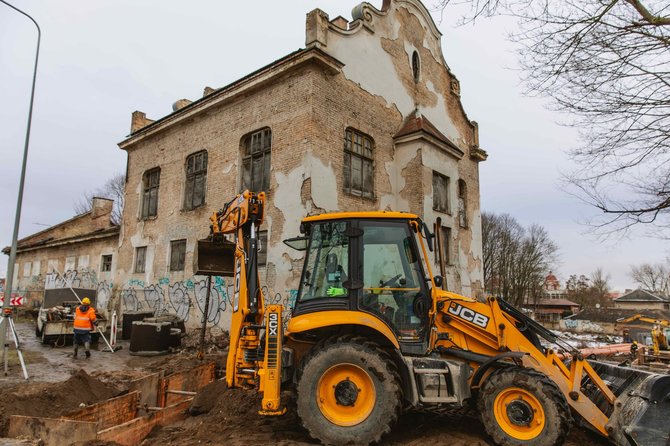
116 0 487 329
2 197 118 313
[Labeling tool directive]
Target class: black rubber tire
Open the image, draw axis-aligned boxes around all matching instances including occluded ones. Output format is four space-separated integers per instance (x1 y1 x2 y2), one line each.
296 335 401 446
478 368 571 446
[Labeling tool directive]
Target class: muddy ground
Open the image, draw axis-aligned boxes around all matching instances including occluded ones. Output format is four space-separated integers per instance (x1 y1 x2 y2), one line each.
0 318 609 446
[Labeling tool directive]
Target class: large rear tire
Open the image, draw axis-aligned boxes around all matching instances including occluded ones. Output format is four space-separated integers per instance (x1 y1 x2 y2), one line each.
297 335 401 446
478 368 571 446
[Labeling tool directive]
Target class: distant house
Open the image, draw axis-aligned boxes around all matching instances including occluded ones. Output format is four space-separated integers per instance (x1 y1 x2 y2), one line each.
612 289 669 311
522 272 579 328
1 197 119 313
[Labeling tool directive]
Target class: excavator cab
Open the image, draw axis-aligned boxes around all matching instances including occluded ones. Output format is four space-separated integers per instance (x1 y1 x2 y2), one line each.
289 213 431 352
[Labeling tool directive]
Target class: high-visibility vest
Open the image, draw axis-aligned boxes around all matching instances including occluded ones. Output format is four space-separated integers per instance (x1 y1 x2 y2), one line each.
74 306 97 331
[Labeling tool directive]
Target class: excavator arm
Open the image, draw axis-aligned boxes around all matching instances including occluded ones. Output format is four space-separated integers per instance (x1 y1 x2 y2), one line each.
202 190 285 415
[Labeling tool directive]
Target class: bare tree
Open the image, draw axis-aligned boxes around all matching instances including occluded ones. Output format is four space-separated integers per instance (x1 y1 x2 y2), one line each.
590 267 612 307
436 0 670 234
73 173 125 225
482 212 559 306
629 262 670 295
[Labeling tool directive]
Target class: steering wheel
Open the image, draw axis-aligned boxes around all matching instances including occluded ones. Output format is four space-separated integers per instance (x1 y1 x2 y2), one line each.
380 274 402 288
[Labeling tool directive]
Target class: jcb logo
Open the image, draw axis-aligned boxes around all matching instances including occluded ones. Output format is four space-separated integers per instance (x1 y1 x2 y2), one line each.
448 303 489 329
268 312 279 337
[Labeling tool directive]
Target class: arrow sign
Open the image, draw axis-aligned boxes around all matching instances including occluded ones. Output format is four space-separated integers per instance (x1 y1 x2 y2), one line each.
0 293 26 306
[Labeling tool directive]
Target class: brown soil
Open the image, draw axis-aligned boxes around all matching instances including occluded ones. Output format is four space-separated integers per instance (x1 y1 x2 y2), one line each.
142 383 610 446
0 368 120 436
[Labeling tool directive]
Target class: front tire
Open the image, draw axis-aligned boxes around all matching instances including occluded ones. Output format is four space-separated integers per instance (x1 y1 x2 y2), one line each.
297 336 401 445
478 368 571 446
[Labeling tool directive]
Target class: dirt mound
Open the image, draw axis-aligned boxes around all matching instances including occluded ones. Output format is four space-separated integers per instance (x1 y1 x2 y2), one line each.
0 368 120 436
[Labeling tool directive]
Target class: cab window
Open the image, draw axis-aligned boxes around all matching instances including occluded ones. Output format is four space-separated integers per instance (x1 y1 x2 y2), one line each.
299 221 349 301
359 221 425 340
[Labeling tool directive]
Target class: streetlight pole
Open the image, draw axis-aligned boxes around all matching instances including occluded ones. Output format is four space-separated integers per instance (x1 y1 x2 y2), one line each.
0 0 41 362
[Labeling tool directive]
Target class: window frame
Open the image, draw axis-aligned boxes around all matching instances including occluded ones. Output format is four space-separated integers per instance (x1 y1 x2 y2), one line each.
257 230 268 266
169 239 187 272
134 247 147 273
240 128 272 192
141 167 161 219
183 151 208 210
432 171 450 214
101 254 113 272
458 179 467 228
343 128 374 200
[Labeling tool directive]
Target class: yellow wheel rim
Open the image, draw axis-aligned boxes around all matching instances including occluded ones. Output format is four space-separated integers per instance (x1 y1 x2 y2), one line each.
316 363 376 426
493 387 545 440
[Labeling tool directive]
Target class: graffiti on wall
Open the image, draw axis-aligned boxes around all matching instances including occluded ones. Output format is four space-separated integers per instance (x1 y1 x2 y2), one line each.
45 269 98 290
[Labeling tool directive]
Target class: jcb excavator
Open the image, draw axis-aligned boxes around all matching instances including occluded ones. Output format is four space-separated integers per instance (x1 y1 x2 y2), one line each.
196 190 670 446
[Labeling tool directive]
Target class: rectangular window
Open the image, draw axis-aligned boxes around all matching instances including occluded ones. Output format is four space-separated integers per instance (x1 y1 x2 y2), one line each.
47 259 58 273
432 171 450 213
434 226 452 267
343 129 374 199
23 262 32 277
257 231 268 266
170 240 187 272
31 261 41 276
184 151 208 210
64 256 76 271
241 128 271 192
78 255 90 269
101 255 113 272
141 168 160 219
458 179 467 228
134 247 147 273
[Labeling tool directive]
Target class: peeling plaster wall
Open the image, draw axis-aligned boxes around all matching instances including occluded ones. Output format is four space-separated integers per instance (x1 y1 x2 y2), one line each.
117 0 485 331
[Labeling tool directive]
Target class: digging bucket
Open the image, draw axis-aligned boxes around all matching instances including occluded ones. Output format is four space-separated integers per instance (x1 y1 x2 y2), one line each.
584 360 670 446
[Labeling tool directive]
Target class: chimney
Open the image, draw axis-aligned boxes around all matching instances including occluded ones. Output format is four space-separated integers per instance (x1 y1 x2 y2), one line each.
331 16 349 30
130 111 155 134
172 99 193 112
91 197 114 227
305 9 329 49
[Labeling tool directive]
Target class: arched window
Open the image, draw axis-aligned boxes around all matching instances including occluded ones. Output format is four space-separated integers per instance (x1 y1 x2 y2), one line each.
184 150 208 210
241 128 272 192
141 167 160 219
412 51 420 83
458 179 467 228
344 128 374 199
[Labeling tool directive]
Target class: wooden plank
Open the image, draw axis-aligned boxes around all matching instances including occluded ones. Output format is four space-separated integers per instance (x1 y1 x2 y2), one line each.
8 415 98 445
160 362 215 406
97 399 192 446
63 391 139 429
129 371 162 408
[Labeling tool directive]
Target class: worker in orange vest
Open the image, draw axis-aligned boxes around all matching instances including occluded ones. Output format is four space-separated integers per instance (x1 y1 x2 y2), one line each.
73 297 97 359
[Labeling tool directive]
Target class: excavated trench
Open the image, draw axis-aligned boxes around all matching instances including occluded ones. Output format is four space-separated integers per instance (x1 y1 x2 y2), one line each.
0 319 609 446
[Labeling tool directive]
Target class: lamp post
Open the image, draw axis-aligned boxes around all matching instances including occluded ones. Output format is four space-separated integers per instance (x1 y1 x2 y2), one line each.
0 0 41 359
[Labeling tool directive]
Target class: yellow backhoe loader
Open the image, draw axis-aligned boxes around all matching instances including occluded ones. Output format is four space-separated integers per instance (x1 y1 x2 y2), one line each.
616 314 670 355
196 190 670 446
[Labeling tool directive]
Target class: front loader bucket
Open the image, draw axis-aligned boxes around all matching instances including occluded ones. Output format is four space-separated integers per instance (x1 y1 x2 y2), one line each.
585 360 670 446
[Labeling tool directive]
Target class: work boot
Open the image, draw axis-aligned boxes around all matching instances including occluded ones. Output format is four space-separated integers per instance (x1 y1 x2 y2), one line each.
73 346 78 359
85 351 91 359
84 342 91 359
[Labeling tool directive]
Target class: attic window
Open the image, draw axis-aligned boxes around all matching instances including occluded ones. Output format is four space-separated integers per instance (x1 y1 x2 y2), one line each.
412 51 420 83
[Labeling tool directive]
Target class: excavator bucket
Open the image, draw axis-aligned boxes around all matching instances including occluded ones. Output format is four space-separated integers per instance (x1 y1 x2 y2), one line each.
583 361 670 446
193 238 236 276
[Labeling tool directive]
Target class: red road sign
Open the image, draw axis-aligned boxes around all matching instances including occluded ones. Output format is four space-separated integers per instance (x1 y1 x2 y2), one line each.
0 294 25 306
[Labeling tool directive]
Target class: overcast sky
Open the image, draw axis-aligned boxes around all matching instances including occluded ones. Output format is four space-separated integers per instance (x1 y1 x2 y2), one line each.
1 0 666 291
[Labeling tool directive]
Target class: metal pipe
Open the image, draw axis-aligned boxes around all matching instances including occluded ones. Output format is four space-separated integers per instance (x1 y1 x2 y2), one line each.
0 0 41 361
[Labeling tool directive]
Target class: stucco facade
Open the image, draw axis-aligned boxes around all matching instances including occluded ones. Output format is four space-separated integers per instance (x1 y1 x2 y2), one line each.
2 197 118 314
116 0 486 330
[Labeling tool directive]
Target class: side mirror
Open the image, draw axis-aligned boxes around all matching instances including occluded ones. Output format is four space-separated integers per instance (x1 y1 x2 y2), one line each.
433 275 443 288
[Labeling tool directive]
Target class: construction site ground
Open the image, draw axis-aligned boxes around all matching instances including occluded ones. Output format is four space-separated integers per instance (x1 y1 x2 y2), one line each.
0 317 609 446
